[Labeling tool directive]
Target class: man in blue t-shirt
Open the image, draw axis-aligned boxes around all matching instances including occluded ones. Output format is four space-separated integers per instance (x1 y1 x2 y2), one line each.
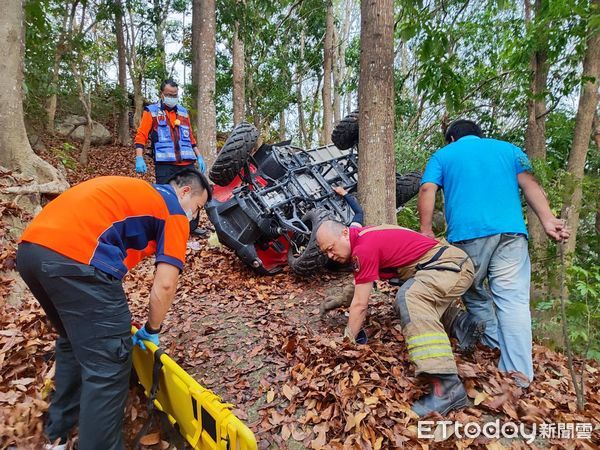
418 119 569 387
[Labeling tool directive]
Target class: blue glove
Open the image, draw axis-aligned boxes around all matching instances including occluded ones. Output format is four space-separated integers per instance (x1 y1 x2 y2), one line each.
196 154 206 173
135 155 147 174
132 325 159 350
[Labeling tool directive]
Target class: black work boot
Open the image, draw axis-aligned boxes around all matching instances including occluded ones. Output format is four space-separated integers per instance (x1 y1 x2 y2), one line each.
412 374 468 417
448 310 486 354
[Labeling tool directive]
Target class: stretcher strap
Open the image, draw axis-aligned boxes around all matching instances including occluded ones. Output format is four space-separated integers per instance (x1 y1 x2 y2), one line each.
134 349 166 449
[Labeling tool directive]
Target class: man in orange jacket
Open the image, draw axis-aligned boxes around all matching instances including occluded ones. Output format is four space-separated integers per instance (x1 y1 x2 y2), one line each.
134 79 206 183
17 170 211 450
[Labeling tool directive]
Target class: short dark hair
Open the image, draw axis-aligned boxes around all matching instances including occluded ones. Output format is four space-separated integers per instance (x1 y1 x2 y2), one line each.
160 79 179 92
168 169 212 202
444 119 483 143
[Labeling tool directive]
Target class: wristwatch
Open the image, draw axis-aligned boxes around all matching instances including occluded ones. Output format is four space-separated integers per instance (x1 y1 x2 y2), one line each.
144 322 162 334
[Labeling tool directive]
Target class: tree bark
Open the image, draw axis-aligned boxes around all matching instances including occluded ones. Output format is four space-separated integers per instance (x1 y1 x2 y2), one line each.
321 1 334 145
332 26 341 125
232 18 245 125
153 0 169 80
195 0 217 167
279 110 286 140
191 0 201 113
524 0 550 283
560 2 600 257
115 0 130 145
0 0 68 203
296 29 307 147
358 0 396 224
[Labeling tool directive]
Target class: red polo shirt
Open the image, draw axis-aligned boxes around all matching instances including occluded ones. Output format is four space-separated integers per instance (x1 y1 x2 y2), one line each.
349 225 438 284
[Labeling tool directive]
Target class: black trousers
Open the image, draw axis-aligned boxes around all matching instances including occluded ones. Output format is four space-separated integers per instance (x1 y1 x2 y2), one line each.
155 163 199 231
16 243 131 450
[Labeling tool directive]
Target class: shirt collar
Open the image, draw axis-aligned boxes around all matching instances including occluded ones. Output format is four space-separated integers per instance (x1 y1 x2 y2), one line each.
456 135 481 142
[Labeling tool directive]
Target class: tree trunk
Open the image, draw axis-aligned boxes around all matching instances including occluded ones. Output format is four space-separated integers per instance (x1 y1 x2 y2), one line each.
332 26 341 125
132 73 144 128
0 0 68 204
232 19 245 125
195 0 217 167
296 29 307 147
279 110 286 140
524 0 550 287
308 74 323 147
153 0 168 80
191 0 201 113
115 0 129 145
560 2 600 257
321 1 334 144
46 56 61 133
357 0 396 225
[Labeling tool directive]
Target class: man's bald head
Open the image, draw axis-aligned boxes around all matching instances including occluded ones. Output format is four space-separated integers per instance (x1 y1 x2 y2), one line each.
316 220 352 263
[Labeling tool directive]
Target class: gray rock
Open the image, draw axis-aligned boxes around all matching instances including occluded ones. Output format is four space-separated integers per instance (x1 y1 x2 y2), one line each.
55 115 112 145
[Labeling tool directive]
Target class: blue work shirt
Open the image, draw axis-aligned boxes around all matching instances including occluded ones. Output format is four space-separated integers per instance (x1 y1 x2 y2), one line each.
421 135 532 243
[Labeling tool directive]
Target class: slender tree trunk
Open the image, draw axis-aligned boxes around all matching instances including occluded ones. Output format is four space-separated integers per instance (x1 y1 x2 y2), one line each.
332 27 341 125
132 73 144 128
308 74 323 147
115 0 129 145
296 29 307 147
560 3 600 257
279 110 286 140
153 0 168 80
46 54 61 132
524 0 550 289
232 18 245 125
195 0 217 167
191 0 201 113
358 0 396 224
321 1 334 144
0 0 67 201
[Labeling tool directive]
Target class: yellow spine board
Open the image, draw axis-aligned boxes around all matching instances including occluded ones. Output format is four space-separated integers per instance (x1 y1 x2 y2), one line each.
131 326 258 450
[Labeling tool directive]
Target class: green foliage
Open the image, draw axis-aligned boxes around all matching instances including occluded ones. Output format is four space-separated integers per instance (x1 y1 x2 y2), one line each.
533 264 600 361
52 142 78 170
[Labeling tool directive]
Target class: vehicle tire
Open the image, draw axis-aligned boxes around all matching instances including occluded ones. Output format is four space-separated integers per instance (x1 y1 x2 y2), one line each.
209 121 259 186
395 171 422 208
288 208 332 277
331 110 359 150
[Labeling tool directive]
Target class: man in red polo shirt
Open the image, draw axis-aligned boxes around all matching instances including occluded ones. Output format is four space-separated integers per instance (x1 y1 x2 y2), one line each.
316 221 484 416
17 170 211 450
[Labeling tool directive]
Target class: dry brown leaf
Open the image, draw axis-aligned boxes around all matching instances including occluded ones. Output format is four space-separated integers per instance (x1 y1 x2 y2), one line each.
352 370 360 386
139 432 160 446
266 389 275 403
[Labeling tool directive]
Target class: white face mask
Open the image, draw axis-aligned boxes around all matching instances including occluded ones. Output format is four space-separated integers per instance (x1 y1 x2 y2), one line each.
163 96 178 108
185 209 195 222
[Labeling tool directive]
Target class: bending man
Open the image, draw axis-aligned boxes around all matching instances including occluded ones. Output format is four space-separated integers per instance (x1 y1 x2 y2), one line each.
17 170 211 450
316 221 484 416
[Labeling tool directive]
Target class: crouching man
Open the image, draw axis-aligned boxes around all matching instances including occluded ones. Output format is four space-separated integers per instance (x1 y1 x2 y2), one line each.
315 222 484 416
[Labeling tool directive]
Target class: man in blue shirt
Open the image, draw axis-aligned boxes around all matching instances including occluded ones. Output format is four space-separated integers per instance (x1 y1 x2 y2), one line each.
418 119 569 387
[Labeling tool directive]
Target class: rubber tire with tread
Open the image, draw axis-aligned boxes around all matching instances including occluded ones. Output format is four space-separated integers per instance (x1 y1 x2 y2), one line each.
331 110 359 150
209 121 259 186
288 208 332 277
395 171 422 208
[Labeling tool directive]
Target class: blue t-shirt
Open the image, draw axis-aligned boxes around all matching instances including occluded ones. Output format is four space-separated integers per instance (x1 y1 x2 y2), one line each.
421 135 531 243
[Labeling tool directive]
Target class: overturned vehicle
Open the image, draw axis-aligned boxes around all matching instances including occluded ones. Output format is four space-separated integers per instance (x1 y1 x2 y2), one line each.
205 112 422 276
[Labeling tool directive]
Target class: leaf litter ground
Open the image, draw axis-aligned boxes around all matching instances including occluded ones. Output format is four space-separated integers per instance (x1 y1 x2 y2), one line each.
0 144 599 449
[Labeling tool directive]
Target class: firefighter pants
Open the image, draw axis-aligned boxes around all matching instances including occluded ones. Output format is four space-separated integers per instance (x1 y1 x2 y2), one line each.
394 244 474 375
16 242 131 450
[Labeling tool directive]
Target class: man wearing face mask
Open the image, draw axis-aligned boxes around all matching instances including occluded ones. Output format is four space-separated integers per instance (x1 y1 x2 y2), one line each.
16 170 211 450
134 79 206 181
